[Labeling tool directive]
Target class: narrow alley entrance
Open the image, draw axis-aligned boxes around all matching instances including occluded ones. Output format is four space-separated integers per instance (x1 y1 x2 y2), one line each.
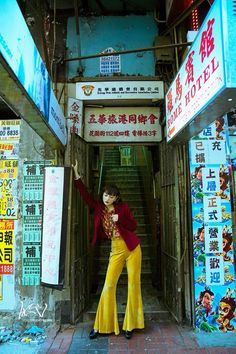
83 145 170 323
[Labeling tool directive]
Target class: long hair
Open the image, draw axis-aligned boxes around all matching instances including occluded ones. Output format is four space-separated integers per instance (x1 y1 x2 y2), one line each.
101 184 122 203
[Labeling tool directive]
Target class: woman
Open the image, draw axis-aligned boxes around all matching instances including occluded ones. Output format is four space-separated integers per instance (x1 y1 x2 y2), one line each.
72 160 144 339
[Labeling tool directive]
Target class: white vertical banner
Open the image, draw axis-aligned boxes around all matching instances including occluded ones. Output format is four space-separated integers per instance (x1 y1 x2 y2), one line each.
205 255 224 286
205 225 223 254
41 167 64 285
203 196 222 223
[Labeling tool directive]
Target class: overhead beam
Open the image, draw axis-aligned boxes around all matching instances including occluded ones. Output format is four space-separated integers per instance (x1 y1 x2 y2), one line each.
63 41 192 62
0 58 64 150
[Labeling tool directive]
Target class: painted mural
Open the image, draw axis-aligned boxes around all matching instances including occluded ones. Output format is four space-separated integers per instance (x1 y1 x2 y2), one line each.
189 117 236 332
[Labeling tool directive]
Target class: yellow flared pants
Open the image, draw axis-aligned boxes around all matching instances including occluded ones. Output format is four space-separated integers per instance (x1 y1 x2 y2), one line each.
93 237 144 335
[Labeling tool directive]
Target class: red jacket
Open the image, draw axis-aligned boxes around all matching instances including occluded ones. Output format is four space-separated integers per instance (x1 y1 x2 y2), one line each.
74 179 140 251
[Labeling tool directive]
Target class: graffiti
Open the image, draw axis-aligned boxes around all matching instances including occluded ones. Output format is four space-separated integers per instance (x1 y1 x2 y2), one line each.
18 301 47 319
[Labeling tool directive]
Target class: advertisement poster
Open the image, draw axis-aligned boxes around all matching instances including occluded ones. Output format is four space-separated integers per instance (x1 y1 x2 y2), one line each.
0 160 18 219
22 161 54 286
0 219 14 274
189 117 236 332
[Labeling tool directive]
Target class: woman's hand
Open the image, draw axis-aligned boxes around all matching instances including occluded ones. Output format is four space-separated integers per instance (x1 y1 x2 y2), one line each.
112 214 118 222
72 159 81 180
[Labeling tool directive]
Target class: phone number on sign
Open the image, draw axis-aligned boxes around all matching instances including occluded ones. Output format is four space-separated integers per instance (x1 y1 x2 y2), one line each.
0 264 14 274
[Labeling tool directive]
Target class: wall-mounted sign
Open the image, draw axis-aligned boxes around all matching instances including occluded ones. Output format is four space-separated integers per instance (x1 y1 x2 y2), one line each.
0 120 20 141
0 160 18 219
41 167 70 288
166 0 236 142
0 0 66 146
189 117 236 332
100 47 121 75
76 81 164 100
67 97 83 136
84 107 162 143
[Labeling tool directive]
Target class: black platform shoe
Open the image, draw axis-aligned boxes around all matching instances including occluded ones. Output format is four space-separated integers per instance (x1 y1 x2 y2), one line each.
89 329 99 339
124 330 133 339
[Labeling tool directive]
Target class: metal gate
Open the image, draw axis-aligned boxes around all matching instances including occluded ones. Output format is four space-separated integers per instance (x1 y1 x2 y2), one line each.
69 134 91 323
160 140 192 323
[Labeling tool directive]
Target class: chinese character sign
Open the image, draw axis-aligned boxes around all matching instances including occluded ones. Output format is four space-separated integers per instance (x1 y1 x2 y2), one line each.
189 116 235 332
0 160 18 219
84 107 162 142
41 167 64 285
76 81 164 100
67 97 83 136
166 1 225 141
0 120 20 140
0 220 14 274
22 161 54 286
100 47 121 74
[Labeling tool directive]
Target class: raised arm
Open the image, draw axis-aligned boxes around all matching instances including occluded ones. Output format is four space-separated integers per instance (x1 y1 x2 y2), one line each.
72 160 97 209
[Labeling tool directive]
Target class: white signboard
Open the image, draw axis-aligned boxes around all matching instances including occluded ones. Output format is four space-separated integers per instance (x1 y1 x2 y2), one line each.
41 167 64 285
203 195 222 223
100 47 121 74
205 255 224 285
0 120 20 140
76 81 164 100
166 2 225 141
84 107 162 142
67 97 83 136
205 225 223 254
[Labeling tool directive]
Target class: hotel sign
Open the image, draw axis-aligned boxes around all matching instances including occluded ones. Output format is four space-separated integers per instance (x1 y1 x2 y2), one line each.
166 0 236 142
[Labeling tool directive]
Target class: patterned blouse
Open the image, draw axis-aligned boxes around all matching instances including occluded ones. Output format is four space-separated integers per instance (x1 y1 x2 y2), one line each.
102 208 121 239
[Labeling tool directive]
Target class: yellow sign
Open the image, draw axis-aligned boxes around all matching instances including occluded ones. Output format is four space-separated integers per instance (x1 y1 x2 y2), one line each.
0 220 14 271
0 275 2 300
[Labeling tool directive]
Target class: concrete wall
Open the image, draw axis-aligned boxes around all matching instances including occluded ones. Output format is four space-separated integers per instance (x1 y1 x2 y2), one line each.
67 14 158 78
0 119 64 329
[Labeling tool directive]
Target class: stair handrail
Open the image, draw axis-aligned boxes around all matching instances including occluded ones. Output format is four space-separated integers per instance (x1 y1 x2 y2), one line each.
98 147 105 195
142 146 155 198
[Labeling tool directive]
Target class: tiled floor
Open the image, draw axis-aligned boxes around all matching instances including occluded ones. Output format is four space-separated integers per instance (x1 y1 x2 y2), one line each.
41 319 236 354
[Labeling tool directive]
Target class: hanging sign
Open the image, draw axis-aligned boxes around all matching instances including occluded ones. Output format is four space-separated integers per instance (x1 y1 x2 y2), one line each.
166 0 236 142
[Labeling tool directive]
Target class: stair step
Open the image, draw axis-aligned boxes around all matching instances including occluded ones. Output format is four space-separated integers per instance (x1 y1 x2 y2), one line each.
83 285 171 322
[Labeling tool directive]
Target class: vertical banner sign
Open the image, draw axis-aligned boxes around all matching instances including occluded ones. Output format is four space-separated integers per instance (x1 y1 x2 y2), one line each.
67 97 83 136
189 117 236 332
0 119 20 309
0 160 18 219
41 167 69 288
0 220 14 274
22 161 54 286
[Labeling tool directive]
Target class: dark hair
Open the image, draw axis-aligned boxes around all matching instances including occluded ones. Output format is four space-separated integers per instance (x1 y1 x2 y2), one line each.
101 184 122 203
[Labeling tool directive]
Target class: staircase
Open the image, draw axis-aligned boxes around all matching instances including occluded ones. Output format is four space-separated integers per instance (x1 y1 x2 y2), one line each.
84 146 170 322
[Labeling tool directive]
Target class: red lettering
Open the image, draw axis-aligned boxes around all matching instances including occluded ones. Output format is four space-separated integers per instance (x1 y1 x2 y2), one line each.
167 103 182 127
203 64 210 82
